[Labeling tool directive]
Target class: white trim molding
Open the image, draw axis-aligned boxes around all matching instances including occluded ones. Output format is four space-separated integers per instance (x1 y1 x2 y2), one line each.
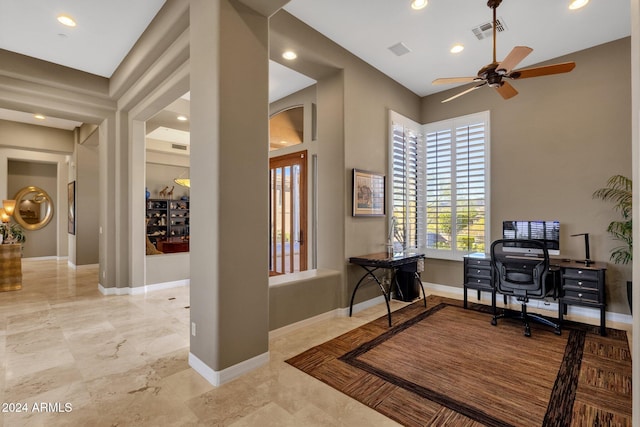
189 351 270 387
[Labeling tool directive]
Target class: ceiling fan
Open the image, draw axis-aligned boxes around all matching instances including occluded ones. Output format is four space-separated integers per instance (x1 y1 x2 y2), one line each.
432 0 576 103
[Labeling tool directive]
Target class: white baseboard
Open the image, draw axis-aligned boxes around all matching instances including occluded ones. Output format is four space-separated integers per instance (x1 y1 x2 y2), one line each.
268 295 387 340
76 263 99 270
344 295 387 316
22 256 59 262
98 279 189 296
189 351 269 387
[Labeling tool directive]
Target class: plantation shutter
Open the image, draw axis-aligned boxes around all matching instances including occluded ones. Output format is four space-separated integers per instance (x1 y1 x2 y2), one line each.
390 110 490 260
391 122 419 249
425 128 453 250
455 121 486 251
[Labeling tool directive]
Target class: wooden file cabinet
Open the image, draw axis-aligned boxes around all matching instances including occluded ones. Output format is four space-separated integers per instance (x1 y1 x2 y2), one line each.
463 253 494 309
559 263 607 336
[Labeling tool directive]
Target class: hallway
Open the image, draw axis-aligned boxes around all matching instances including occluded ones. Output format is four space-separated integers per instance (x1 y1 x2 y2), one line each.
0 259 400 426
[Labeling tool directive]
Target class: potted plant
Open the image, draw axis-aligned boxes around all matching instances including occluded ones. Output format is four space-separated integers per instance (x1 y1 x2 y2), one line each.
0 223 26 245
593 174 632 311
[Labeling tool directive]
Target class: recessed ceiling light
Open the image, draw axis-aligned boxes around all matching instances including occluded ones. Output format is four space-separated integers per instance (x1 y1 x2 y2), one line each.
411 0 428 10
282 50 297 60
34 114 46 120
450 44 464 54
568 0 589 10
177 115 188 121
57 15 77 27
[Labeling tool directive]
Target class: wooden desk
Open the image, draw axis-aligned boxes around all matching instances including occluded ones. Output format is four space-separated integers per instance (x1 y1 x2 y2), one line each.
463 253 608 336
0 244 22 291
348 251 426 326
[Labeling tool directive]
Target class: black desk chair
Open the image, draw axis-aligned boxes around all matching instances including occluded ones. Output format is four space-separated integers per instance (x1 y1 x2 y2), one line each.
490 239 561 337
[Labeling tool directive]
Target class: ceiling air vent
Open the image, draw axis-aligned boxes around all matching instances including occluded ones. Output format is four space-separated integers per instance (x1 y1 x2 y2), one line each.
471 17 507 40
388 42 411 57
171 143 188 151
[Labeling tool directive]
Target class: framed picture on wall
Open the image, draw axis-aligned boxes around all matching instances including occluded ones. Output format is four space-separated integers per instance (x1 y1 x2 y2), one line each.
352 169 385 216
68 181 76 235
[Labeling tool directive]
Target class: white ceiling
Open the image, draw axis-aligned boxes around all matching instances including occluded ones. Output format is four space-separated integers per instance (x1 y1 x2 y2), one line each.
0 0 166 78
284 0 631 97
0 0 631 131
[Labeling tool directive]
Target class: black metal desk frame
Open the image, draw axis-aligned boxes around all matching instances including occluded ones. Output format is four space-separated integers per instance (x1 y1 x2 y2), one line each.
348 252 426 326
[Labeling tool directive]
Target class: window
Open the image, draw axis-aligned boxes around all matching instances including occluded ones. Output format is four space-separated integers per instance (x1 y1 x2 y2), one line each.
390 110 490 260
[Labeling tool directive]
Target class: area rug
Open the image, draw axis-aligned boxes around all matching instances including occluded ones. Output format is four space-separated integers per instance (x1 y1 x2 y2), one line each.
286 296 632 427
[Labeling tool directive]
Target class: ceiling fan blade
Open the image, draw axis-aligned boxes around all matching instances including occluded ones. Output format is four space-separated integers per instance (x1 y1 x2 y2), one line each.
509 62 576 79
497 46 533 73
495 81 518 100
441 83 486 103
432 77 477 85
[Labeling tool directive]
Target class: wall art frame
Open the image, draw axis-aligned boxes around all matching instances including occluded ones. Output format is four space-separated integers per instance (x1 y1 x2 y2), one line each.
352 168 385 217
68 181 76 235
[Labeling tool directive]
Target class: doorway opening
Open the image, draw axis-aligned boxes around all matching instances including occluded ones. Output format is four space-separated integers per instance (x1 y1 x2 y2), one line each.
269 150 307 275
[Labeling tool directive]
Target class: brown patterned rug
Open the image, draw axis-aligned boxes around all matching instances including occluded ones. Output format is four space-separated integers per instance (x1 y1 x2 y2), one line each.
286 296 632 427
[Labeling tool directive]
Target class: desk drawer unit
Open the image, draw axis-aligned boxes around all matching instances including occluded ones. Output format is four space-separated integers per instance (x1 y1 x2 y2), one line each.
463 254 494 309
559 265 607 336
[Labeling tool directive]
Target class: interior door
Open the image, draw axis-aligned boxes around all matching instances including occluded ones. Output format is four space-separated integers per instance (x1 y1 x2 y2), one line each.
269 150 307 275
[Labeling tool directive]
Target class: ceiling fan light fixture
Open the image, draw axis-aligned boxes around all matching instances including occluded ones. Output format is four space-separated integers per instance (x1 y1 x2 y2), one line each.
410 0 428 11
174 178 190 188
57 15 77 27
569 0 589 10
450 44 464 54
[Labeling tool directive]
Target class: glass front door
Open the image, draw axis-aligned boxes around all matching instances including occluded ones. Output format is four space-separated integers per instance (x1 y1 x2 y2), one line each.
269 150 307 275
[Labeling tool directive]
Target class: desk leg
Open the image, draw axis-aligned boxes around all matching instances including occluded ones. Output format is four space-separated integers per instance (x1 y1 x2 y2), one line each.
349 266 392 327
492 290 497 316
415 273 427 308
600 307 607 336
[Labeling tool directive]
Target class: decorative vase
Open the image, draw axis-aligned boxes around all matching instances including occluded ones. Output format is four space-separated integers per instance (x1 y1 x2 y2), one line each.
145 187 150 200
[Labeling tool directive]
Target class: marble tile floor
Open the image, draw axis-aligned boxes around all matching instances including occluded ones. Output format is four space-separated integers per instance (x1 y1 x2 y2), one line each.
0 259 632 426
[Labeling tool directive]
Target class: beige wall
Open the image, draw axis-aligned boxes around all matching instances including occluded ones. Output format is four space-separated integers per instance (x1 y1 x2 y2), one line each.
76 134 99 266
189 0 270 374
145 163 190 200
0 119 75 153
421 37 632 314
271 11 422 307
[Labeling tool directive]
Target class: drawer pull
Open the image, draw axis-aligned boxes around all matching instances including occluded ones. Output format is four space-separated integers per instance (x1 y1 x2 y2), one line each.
578 281 583 286
477 270 481 274
578 270 583 274
578 293 583 298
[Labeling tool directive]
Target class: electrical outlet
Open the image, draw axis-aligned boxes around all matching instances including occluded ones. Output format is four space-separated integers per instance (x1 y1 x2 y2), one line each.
191 322 196 336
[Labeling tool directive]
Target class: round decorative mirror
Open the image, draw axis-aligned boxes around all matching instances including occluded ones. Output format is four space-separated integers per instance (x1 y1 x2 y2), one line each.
13 186 54 230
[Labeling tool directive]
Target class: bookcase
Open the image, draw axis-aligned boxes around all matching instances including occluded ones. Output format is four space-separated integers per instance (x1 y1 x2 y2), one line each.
146 199 189 246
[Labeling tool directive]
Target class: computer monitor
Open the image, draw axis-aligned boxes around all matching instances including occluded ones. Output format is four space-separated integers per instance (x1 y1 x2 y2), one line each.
502 220 560 256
